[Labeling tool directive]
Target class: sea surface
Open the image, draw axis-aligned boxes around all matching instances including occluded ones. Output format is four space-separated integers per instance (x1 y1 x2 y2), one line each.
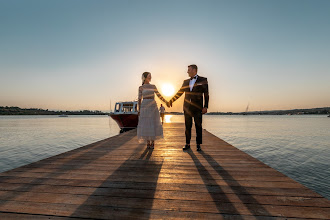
0 115 329 199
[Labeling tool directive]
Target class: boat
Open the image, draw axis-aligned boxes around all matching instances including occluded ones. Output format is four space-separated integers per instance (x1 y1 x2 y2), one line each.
58 114 68 117
109 101 139 133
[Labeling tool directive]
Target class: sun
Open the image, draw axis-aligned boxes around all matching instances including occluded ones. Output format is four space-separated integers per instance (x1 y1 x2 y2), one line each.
161 84 175 97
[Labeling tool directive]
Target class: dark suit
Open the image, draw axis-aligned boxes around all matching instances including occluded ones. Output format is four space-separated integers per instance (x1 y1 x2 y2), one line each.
170 75 209 145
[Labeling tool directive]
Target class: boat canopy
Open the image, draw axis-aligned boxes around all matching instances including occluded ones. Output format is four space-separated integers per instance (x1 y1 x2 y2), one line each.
114 101 138 114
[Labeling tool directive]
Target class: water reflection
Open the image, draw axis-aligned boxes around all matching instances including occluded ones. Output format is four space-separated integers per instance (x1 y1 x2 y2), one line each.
164 115 172 123
0 115 119 173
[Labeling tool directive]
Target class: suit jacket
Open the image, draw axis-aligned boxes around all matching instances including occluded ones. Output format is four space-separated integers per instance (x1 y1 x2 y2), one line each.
171 76 209 113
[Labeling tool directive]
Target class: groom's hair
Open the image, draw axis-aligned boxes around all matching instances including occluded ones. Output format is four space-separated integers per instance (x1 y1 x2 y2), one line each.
188 64 198 72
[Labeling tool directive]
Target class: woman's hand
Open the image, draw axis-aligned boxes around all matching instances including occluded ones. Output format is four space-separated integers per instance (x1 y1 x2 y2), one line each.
166 100 172 108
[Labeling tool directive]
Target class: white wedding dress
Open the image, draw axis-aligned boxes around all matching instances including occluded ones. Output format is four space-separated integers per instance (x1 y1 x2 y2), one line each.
137 84 165 142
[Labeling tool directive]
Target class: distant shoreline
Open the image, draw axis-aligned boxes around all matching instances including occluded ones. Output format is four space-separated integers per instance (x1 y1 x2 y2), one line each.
208 107 330 116
1 106 329 116
0 106 106 116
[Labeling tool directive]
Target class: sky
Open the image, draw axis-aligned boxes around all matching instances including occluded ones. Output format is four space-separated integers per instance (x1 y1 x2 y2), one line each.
1 0 329 112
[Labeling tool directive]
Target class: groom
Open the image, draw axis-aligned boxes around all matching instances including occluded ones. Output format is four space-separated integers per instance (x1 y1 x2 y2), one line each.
167 64 209 151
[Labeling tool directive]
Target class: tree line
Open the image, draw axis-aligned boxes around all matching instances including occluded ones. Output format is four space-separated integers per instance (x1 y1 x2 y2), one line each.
0 106 106 115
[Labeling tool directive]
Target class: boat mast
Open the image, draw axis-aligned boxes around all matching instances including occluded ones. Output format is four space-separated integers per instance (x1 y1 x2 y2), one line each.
110 99 112 113
245 103 249 113
243 102 249 115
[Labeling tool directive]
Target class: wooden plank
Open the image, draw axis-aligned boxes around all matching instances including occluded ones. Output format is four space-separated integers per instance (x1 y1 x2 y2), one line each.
0 181 322 198
0 212 69 220
0 189 329 207
0 123 329 219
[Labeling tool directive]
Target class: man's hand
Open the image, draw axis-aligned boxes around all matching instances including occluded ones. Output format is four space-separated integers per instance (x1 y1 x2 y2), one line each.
166 100 172 108
202 108 207 114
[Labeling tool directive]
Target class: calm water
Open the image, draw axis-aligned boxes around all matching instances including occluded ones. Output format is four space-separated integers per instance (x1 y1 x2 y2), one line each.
0 115 329 199
0 115 119 173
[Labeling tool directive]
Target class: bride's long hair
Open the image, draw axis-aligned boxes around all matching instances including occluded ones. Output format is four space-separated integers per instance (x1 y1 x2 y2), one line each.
141 72 151 85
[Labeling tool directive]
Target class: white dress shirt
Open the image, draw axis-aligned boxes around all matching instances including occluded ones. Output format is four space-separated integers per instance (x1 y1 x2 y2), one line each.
189 75 198 91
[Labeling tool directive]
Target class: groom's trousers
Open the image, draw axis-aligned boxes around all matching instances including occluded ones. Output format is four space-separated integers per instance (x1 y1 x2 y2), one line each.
184 110 202 145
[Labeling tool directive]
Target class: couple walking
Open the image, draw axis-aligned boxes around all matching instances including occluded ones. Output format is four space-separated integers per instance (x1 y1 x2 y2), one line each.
137 64 209 150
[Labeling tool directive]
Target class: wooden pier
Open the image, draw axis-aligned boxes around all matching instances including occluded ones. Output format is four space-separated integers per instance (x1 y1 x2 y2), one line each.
0 123 329 219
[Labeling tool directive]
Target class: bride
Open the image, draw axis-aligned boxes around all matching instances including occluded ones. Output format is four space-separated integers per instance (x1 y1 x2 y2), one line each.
137 72 167 149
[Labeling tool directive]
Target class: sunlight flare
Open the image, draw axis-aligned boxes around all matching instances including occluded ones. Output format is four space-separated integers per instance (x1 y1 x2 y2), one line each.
164 115 172 123
161 84 175 97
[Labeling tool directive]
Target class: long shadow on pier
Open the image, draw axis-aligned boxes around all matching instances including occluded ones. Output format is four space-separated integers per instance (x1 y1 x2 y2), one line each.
199 151 272 217
70 146 164 219
0 131 136 209
187 150 243 219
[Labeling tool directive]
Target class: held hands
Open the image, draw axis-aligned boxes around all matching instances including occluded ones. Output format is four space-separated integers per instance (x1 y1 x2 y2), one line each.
166 100 172 108
165 99 205 113
164 99 206 113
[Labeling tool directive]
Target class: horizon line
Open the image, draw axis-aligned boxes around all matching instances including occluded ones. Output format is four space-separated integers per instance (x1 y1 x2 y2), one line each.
1 105 329 114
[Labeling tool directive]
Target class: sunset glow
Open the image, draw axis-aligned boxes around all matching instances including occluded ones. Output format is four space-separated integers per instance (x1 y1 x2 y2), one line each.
164 115 172 123
1 1 330 112
161 84 175 97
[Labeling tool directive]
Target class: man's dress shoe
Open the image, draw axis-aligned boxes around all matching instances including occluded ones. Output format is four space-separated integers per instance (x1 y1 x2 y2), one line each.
183 144 190 150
